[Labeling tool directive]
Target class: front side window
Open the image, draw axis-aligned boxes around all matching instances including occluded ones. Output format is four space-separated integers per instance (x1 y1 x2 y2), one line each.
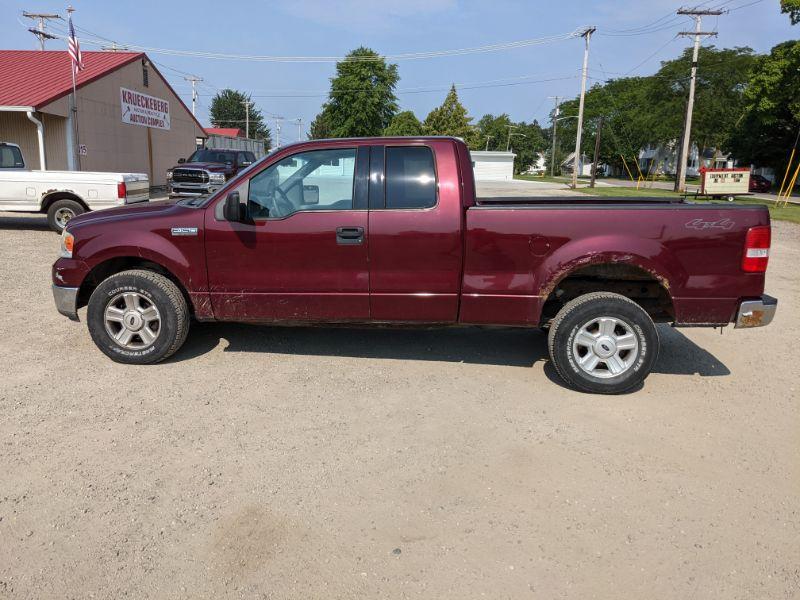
385 146 436 209
248 148 356 219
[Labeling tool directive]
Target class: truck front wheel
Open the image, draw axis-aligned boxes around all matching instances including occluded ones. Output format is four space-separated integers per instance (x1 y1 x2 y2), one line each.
547 292 659 394
47 198 85 233
86 269 190 364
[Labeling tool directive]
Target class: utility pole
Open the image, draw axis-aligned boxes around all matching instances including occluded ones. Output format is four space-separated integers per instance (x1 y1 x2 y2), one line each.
242 100 252 138
294 117 303 141
183 76 203 116
274 117 284 147
572 26 596 189
485 135 493 151
590 116 604 188
674 7 721 193
548 96 561 177
506 125 518 152
22 11 60 50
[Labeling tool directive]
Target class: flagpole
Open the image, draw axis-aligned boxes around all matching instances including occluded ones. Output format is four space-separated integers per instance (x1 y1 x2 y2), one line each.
67 5 81 170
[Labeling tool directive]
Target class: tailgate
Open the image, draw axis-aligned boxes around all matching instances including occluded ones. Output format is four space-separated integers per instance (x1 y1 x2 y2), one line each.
123 174 150 204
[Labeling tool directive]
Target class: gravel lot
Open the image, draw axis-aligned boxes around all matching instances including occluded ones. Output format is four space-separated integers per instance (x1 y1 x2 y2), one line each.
0 212 797 600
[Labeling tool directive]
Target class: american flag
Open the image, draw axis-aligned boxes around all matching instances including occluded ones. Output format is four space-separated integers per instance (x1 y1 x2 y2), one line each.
67 13 84 76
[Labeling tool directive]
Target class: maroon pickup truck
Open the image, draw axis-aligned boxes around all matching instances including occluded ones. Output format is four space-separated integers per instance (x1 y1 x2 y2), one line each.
52 137 776 393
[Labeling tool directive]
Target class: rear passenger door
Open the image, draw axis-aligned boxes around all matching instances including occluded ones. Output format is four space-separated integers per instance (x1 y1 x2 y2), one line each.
367 142 463 322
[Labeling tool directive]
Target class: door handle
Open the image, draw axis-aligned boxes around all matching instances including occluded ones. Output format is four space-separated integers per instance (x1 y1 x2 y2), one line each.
336 226 364 245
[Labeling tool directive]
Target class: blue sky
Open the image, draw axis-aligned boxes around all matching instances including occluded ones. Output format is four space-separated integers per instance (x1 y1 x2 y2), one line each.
3 0 794 142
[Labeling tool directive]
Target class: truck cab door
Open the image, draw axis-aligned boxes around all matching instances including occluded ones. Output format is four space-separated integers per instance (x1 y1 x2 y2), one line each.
367 141 463 322
204 145 370 321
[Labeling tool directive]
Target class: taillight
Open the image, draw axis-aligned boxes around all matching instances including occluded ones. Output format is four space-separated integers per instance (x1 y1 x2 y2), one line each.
117 181 127 199
742 226 770 272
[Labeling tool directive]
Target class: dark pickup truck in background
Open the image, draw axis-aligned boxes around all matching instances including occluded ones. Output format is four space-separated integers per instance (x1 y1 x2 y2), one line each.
166 148 256 197
53 137 776 394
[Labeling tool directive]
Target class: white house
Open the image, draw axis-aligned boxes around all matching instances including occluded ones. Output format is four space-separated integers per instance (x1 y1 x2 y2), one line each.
471 150 516 181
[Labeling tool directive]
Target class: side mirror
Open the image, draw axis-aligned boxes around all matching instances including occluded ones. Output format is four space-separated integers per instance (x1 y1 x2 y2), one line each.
301 184 320 205
223 191 247 222
178 158 186 164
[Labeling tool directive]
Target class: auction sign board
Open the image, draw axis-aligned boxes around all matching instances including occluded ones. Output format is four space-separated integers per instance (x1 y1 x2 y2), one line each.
120 88 171 130
700 168 750 196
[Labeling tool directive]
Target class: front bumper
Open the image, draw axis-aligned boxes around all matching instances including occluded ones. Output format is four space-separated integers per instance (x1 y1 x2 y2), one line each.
168 182 222 197
52 284 80 321
734 294 777 328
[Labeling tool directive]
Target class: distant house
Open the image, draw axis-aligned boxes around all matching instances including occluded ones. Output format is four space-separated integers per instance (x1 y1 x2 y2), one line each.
560 152 596 177
638 144 735 178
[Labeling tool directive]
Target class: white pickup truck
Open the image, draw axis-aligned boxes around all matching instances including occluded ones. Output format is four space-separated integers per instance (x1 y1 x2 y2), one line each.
0 142 149 232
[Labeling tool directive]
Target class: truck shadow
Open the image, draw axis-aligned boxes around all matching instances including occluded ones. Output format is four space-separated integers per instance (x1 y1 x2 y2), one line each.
173 322 730 380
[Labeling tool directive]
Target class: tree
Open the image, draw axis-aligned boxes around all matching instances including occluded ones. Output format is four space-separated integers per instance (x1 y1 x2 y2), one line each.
423 85 478 145
781 0 800 24
731 40 800 175
474 114 547 173
384 111 424 136
308 110 333 139
311 47 399 138
553 46 756 176
209 89 271 149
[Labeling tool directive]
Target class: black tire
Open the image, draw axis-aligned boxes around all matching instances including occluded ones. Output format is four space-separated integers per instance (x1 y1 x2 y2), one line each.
87 269 190 364
547 292 659 394
46 198 85 233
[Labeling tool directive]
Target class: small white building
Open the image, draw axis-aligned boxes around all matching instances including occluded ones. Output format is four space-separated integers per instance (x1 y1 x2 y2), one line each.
471 150 516 181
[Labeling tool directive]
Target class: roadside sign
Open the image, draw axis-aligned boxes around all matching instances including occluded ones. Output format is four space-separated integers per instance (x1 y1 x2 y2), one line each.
120 87 171 130
700 168 750 196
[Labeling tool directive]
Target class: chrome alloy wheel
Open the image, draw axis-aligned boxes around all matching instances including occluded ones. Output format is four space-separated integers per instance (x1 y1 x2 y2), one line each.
572 316 640 379
54 207 76 229
104 292 161 349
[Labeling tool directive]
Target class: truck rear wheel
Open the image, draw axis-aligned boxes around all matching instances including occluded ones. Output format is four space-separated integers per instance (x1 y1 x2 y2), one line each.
547 292 659 394
86 269 190 364
47 198 85 233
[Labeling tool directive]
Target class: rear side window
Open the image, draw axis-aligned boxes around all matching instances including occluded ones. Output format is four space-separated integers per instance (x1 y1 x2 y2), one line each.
0 145 24 168
385 146 436 209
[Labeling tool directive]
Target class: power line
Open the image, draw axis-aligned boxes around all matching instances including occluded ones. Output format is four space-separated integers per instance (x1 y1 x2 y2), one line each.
43 29 584 62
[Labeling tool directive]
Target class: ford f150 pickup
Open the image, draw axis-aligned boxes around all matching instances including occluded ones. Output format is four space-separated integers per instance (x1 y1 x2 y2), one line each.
0 142 149 232
52 137 777 393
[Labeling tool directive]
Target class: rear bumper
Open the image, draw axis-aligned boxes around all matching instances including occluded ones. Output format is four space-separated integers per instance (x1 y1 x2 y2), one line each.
734 294 777 328
52 284 80 321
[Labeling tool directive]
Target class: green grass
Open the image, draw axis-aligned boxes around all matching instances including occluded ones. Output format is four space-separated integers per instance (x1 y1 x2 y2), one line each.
576 186 800 224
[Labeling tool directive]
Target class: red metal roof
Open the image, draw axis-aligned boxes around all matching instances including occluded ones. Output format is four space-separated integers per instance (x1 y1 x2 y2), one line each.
204 127 243 137
0 50 144 109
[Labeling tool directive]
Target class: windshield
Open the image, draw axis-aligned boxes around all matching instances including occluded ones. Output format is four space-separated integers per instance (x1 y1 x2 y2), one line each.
0 145 25 169
186 149 237 164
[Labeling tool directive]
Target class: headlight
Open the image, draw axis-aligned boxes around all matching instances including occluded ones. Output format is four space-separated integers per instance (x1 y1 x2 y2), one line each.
166 169 173 181
60 230 74 259
208 172 225 184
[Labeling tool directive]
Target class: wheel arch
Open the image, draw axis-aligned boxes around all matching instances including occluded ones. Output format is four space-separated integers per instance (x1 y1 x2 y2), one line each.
77 256 194 317
41 191 89 212
538 257 675 326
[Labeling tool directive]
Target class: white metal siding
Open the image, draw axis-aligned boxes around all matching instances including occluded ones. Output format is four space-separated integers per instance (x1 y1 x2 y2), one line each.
471 152 515 181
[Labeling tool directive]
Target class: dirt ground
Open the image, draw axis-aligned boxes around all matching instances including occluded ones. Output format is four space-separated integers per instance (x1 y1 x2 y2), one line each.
0 212 798 600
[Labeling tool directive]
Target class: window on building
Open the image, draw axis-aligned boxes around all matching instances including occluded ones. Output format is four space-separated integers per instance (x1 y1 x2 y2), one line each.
385 146 437 209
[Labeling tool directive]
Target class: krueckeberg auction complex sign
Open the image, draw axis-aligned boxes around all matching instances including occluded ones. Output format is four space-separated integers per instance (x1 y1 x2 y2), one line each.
120 87 171 130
